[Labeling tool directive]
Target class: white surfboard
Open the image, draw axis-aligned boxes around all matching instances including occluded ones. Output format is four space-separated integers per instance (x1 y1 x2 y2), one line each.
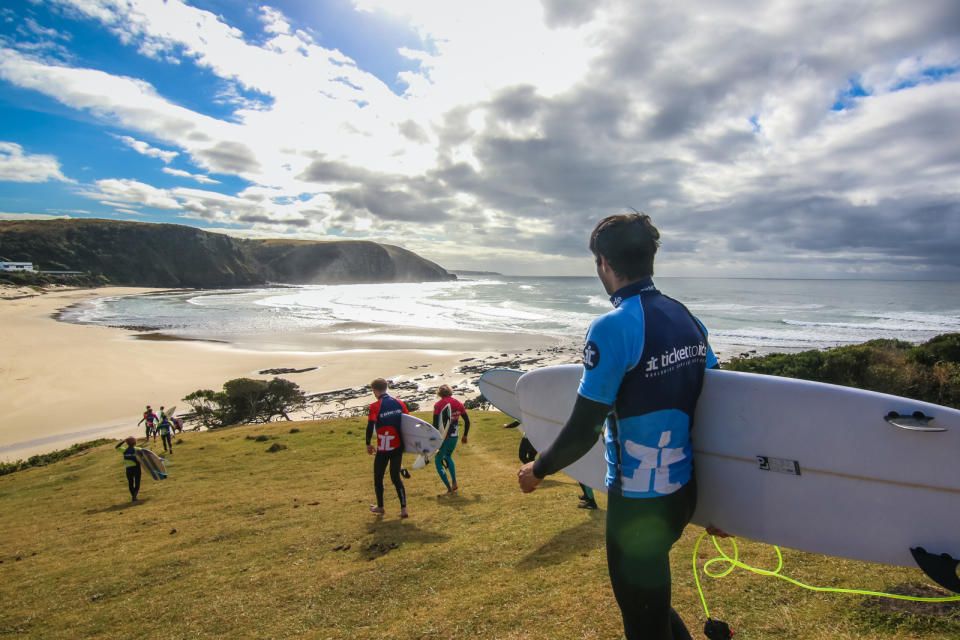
411 405 451 469
478 369 524 421
135 448 168 480
516 364 960 576
400 413 443 458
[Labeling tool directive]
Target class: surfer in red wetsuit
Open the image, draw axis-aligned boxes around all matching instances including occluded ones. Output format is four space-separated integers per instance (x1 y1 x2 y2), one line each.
365 378 409 518
137 406 158 441
432 385 471 494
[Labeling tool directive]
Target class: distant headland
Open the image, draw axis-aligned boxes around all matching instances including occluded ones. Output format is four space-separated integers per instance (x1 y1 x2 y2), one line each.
0 218 456 288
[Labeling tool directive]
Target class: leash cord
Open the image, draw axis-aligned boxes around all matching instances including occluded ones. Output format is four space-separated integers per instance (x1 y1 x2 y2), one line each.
693 532 960 620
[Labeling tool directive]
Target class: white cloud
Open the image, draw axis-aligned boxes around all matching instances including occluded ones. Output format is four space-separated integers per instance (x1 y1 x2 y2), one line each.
161 167 219 184
0 142 70 182
0 211 72 220
116 135 178 163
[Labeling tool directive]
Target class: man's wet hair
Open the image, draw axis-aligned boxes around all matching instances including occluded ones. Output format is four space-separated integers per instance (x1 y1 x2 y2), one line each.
589 212 660 280
370 378 388 393
437 384 453 398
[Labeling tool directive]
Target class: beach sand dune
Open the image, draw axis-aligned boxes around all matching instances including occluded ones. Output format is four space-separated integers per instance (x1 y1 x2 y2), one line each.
1 286 568 462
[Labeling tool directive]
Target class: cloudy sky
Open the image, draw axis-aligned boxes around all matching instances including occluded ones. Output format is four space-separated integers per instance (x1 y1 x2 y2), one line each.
1 0 958 278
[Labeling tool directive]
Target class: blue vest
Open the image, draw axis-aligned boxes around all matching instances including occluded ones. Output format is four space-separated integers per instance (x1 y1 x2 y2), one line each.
578 279 717 497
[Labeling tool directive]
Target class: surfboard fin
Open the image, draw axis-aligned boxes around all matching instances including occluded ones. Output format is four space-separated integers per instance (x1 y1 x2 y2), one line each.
910 547 960 593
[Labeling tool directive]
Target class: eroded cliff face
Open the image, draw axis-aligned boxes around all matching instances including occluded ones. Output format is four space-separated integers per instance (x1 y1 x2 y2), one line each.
0 219 455 288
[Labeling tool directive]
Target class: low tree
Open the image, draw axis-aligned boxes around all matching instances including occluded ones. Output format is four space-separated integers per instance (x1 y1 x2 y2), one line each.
183 377 306 427
262 378 307 421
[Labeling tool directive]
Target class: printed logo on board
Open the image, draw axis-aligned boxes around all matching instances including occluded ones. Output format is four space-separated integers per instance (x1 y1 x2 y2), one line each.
583 341 600 369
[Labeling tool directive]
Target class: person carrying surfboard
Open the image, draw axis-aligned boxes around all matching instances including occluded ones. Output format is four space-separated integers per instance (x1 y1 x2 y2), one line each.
365 378 410 518
115 436 142 502
432 384 471 494
137 405 158 441
517 212 722 640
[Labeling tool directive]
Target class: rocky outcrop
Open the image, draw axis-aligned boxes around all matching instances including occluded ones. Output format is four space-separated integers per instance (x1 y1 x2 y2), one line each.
243 239 455 284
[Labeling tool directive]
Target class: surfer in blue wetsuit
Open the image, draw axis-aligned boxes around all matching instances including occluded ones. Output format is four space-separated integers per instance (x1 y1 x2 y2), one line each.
115 436 141 502
517 213 725 640
365 378 410 518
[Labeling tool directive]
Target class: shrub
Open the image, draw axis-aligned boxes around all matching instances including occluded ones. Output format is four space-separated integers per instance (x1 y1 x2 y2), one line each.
724 334 960 409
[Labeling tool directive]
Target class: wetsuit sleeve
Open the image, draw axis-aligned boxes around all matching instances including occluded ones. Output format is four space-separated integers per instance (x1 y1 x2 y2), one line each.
366 400 379 446
577 313 635 405
461 410 470 439
693 317 719 369
532 394 610 479
400 400 409 414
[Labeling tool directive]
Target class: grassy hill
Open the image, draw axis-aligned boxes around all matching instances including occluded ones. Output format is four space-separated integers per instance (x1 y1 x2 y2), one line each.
1 412 957 639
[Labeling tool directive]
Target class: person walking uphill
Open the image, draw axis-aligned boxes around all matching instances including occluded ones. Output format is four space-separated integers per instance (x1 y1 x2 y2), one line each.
432 384 471 494
157 413 174 453
115 436 142 502
137 406 158 441
365 378 409 518
517 213 722 640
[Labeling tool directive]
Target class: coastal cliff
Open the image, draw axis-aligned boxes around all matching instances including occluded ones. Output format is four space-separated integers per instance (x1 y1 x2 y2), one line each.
242 238 454 284
0 219 455 288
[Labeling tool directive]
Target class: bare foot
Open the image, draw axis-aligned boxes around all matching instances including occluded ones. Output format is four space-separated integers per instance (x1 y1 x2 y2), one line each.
450 482 458 492
369 505 385 514
399 508 409 518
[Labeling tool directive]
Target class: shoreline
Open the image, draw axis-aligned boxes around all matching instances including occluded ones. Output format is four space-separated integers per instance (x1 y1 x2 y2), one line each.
0 285 578 462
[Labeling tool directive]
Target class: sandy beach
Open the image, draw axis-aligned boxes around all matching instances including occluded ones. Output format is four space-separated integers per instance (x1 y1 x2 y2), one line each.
0 286 574 462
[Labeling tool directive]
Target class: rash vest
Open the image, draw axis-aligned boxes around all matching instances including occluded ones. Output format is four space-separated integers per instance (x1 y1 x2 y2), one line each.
433 396 466 438
577 278 718 498
368 393 407 452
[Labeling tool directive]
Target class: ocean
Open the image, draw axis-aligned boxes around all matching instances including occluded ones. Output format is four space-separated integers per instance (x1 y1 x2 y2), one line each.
59 276 960 360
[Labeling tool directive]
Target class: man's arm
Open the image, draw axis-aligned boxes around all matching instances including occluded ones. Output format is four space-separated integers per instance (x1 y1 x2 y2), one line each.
460 411 470 442
519 395 609 492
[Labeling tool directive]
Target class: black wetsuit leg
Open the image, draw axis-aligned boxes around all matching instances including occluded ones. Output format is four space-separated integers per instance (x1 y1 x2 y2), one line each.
373 451 389 507
387 447 406 507
126 465 141 500
373 448 406 508
161 434 172 451
605 479 697 640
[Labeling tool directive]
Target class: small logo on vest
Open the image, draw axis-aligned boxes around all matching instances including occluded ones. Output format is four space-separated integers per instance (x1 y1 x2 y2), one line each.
583 341 600 369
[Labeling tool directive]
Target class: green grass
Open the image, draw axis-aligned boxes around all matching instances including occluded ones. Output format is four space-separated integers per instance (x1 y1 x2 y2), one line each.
1 413 957 639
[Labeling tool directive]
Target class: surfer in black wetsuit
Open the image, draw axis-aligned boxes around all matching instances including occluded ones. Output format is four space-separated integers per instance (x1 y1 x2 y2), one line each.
517 214 727 640
115 436 141 501
365 378 409 518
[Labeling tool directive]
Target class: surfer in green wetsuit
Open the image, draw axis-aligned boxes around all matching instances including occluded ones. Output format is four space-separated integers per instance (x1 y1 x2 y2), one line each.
432 385 471 494
518 213 726 640
115 436 141 501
